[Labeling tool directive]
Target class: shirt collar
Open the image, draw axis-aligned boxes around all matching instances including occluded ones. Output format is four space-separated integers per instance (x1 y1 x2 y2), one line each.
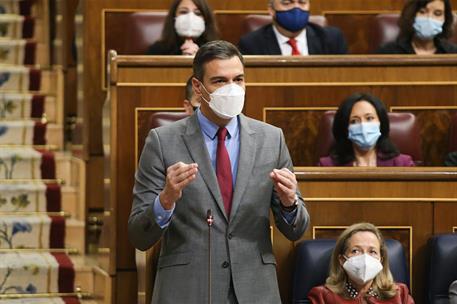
272 24 307 46
197 109 239 140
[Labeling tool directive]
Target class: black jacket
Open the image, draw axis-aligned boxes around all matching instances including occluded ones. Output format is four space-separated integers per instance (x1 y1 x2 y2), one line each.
238 23 348 55
377 38 457 54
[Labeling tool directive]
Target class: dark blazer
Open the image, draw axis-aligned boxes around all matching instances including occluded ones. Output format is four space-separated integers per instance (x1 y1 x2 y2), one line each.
318 153 415 167
238 23 348 55
308 284 415 304
147 41 181 55
377 38 457 54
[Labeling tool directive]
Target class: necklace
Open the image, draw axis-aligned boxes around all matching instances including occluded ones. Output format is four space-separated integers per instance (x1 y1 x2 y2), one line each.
345 281 379 299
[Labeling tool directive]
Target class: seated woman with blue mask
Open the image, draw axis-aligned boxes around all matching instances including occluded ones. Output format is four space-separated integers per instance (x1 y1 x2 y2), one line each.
377 0 457 55
318 93 415 167
308 223 415 304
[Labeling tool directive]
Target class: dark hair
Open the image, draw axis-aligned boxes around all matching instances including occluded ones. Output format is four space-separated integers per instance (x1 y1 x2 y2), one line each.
330 93 399 165
185 75 194 100
398 0 454 41
158 0 219 52
193 40 245 80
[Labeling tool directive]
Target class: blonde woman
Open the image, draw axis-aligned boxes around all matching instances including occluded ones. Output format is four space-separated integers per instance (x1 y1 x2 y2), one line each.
308 223 415 304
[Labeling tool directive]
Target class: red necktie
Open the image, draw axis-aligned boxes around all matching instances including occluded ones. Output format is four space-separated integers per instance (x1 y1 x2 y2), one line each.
216 127 233 216
287 38 301 55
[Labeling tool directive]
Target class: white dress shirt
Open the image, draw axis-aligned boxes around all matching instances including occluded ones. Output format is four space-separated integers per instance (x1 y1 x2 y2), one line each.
272 25 309 55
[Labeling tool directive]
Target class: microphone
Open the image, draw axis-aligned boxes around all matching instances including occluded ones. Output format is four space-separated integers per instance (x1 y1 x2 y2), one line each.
206 209 213 304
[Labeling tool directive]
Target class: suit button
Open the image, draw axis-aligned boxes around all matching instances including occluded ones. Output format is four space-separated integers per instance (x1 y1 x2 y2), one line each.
222 261 230 268
227 233 233 240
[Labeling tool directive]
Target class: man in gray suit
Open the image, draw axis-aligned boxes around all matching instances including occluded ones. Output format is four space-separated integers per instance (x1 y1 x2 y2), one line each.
129 40 309 304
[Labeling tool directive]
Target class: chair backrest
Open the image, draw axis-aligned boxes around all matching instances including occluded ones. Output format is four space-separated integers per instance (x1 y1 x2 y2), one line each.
315 111 422 164
448 113 457 153
372 14 401 50
148 111 188 129
241 14 327 36
292 238 409 304
426 233 457 304
374 13 457 51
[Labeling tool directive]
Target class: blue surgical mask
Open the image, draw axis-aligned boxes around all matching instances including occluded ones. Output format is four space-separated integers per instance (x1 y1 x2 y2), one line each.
348 122 381 151
274 8 309 32
413 16 444 40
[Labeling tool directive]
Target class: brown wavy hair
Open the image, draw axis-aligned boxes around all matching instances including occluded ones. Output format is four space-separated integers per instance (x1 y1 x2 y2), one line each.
325 223 399 300
157 0 219 52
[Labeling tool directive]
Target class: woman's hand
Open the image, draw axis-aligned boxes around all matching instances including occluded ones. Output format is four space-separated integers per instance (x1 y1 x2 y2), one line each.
181 39 199 55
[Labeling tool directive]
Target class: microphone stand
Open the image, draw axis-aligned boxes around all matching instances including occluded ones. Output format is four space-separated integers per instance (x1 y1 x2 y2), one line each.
206 209 214 304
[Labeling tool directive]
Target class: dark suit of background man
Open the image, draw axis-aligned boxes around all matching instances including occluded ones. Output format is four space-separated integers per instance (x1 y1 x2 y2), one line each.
128 40 309 304
239 0 347 55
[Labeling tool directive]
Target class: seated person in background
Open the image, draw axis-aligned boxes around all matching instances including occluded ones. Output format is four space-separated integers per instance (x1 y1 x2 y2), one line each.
450 280 457 304
377 0 457 54
308 223 415 304
444 151 457 166
147 0 219 55
319 93 415 167
183 76 200 115
238 0 347 55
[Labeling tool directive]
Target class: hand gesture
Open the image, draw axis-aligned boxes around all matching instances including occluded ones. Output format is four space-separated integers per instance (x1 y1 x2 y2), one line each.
160 162 198 210
269 168 298 208
181 39 199 56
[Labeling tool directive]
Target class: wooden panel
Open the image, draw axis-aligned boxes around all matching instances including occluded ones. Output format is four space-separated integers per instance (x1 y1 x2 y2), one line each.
111 55 457 166
391 108 457 165
325 13 379 54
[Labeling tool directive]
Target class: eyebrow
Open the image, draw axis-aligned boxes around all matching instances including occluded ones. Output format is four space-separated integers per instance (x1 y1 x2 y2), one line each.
209 74 245 81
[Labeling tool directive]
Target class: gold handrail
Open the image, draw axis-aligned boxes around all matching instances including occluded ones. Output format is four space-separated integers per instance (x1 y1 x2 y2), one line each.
0 211 70 217
0 179 65 185
0 248 79 254
0 144 59 150
0 291 92 299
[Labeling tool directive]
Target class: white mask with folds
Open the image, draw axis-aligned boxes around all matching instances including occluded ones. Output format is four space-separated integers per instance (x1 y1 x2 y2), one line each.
343 254 383 285
174 12 205 38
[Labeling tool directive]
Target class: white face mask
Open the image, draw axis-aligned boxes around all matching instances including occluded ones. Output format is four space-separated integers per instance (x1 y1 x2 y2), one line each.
174 12 205 38
343 254 383 285
201 83 245 120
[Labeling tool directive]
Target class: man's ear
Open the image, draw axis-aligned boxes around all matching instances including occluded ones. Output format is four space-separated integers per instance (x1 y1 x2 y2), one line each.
268 5 275 18
192 77 203 96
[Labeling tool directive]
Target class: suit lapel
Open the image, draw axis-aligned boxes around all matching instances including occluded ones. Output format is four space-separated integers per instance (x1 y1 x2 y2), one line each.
230 114 256 220
306 25 322 55
182 114 228 222
265 25 282 55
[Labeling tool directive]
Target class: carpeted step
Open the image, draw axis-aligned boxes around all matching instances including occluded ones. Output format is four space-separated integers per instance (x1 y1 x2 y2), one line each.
0 93 53 121
0 0 36 16
0 147 55 179
0 252 75 294
0 65 40 92
0 14 34 39
0 182 61 212
0 120 63 148
0 215 65 249
0 39 36 65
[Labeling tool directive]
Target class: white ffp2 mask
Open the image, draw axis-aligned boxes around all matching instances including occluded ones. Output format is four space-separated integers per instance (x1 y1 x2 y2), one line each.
343 254 383 285
201 83 245 120
174 12 205 38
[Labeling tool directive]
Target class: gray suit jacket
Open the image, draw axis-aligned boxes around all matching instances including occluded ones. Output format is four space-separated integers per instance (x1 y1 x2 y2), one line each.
128 113 309 304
